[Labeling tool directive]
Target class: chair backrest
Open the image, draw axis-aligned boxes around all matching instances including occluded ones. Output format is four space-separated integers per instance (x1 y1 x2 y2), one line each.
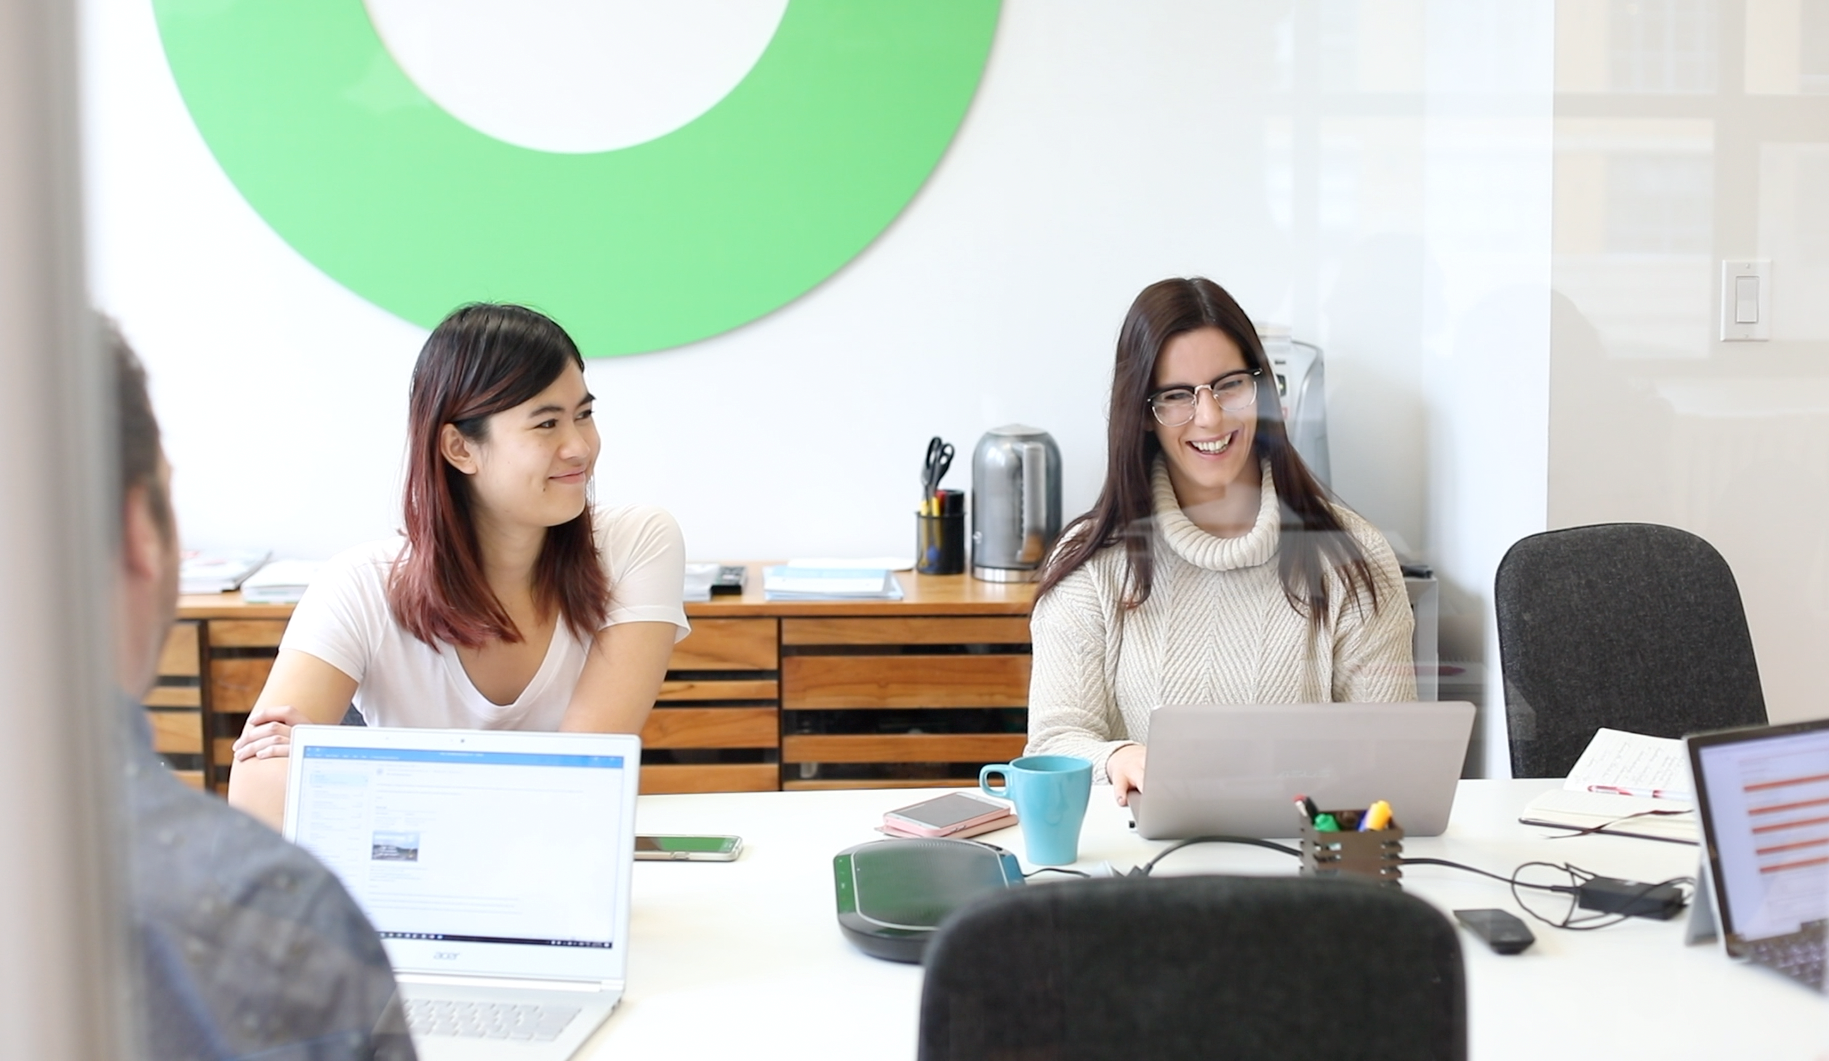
1495 522 1766 778
918 875 1465 1061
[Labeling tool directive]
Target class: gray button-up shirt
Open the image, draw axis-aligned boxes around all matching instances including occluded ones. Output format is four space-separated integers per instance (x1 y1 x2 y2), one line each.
124 700 415 1060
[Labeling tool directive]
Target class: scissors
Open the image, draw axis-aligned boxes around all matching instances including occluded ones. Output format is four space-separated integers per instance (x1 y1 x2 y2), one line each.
922 436 955 506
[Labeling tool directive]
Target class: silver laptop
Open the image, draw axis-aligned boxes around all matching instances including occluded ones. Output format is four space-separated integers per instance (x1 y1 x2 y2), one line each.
284 725 642 1059
1686 718 1829 991
1127 702 1475 839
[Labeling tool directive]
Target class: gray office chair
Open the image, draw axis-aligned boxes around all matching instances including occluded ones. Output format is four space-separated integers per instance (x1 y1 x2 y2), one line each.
1495 522 1767 778
918 875 1466 1061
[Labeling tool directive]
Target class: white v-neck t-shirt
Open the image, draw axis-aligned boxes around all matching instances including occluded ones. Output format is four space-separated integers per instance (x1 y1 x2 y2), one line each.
280 505 690 731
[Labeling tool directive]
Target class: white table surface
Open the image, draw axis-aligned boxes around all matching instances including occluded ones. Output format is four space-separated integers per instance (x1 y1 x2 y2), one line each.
576 780 1829 1060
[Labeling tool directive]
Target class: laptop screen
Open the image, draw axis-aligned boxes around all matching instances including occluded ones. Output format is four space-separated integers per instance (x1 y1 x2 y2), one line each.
290 743 630 952
1690 720 1829 946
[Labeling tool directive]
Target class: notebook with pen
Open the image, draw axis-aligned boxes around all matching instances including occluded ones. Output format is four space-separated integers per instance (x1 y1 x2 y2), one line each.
1127 702 1475 840
1518 728 1699 843
283 725 641 1060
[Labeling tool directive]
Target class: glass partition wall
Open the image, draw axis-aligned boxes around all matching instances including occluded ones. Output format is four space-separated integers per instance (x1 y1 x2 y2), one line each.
0 0 132 1056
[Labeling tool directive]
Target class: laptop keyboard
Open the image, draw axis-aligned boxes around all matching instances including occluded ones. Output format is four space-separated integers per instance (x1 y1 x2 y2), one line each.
404 999 581 1041
1747 921 1827 990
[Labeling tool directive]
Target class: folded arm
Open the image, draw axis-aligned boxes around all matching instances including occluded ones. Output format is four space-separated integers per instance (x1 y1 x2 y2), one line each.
227 649 359 830
559 621 676 734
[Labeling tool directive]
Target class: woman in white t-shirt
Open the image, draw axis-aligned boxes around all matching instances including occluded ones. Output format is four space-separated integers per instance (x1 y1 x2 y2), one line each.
226 304 689 827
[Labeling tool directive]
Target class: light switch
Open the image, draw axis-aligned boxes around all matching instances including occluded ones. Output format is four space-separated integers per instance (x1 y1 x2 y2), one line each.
1734 276 1759 323
1721 259 1771 341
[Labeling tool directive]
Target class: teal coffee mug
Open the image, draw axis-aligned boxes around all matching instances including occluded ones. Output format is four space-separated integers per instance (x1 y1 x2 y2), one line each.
979 755 1092 866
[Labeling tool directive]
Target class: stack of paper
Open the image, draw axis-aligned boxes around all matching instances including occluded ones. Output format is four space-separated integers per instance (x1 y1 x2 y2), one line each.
1519 728 1699 843
180 550 271 594
762 566 905 601
786 556 914 572
239 559 323 604
682 562 719 603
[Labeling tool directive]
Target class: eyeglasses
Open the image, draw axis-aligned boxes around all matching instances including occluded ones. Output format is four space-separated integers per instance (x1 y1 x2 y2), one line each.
1147 369 1260 427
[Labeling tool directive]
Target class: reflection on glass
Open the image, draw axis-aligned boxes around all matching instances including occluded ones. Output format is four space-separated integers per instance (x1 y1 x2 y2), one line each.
1609 0 1717 93
1805 1 1829 92
1604 153 1712 254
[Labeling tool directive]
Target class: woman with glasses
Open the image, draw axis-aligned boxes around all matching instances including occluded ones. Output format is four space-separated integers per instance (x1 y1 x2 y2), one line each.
1025 277 1414 805
226 303 688 827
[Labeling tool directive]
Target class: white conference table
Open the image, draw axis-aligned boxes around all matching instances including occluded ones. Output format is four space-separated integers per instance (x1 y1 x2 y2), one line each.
576 780 1828 1060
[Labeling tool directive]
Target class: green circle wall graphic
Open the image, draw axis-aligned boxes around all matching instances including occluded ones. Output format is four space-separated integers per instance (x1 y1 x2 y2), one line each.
153 0 1001 356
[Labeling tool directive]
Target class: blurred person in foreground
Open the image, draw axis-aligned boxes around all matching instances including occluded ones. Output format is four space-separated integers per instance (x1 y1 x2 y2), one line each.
110 318 414 1060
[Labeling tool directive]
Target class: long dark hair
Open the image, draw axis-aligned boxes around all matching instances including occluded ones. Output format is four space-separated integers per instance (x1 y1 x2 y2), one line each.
388 303 608 648
1035 278 1378 628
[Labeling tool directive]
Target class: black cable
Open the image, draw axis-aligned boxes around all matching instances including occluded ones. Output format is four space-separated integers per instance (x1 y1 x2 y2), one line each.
1023 866 1090 879
1398 857 1576 894
1509 868 1694 932
1136 843 1689 935
1136 834 1301 877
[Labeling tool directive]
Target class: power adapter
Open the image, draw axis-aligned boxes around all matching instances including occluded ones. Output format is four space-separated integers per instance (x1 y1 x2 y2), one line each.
1576 876 1687 920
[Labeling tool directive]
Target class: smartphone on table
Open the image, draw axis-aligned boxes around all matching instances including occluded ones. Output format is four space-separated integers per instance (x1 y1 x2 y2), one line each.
635 835 743 861
882 792 1017 839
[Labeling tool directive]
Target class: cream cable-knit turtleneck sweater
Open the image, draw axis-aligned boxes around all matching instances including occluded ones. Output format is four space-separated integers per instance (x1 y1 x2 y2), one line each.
1025 459 1416 782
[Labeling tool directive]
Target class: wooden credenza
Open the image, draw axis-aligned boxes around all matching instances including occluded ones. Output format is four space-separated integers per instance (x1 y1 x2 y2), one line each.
144 565 1036 795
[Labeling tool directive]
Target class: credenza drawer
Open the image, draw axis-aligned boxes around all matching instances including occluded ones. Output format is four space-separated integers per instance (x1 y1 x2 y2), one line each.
669 618 778 670
780 733 1026 763
640 763 779 795
157 621 201 676
782 655 1030 709
641 707 778 749
781 617 1029 646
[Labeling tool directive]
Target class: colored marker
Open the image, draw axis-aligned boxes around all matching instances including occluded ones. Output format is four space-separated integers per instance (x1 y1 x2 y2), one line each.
1359 800 1393 832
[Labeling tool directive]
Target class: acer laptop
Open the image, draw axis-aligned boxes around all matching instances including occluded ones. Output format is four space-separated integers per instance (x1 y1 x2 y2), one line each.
1686 718 1829 991
284 725 641 1059
1127 702 1476 839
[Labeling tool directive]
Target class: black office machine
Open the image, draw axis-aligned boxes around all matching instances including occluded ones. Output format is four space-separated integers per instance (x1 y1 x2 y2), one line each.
832 838 1024 963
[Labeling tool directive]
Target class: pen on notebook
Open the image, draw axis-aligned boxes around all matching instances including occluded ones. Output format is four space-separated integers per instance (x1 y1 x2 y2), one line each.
1587 784 1687 801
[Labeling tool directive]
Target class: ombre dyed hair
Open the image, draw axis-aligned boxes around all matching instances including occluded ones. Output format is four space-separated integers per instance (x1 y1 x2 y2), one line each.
388 304 607 648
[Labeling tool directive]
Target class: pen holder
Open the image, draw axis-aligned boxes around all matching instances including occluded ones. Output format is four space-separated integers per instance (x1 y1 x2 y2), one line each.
1299 809 1404 888
916 511 966 575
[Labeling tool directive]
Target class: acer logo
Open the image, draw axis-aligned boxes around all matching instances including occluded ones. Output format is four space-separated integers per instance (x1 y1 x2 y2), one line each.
433 952 459 960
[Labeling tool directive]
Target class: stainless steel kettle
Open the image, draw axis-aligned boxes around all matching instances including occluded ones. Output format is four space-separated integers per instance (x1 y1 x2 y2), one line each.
970 425 1062 582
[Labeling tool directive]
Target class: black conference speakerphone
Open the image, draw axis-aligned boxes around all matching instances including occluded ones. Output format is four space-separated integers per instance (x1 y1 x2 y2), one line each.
832 838 1024 963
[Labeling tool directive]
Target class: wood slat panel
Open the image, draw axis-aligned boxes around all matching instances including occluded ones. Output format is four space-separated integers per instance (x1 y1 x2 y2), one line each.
782 778 978 791
640 708 779 749
669 618 778 670
208 619 287 648
782 617 1030 646
781 734 1026 763
209 656 276 715
212 737 240 765
157 621 201 677
142 685 201 709
171 770 207 791
657 678 778 702
639 764 779 795
146 710 203 755
782 656 1030 708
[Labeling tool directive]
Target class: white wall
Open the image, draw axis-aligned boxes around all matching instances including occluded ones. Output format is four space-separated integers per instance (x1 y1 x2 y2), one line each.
86 0 1564 771
1548 0 1829 727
